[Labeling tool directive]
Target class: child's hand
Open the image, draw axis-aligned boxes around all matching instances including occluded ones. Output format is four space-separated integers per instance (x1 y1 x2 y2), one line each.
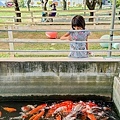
68 35 72 41
88 52 94 56
88 52 91 54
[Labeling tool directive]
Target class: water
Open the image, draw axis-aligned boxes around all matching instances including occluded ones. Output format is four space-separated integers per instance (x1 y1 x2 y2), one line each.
0 95 119 120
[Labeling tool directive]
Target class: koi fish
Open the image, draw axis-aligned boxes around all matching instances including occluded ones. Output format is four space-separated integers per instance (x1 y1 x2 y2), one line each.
27 104 47 115
46 101 73 118
87 110 97 120
0 111 2 117
21 104 35 112
63 111 76 120
60 101 73 109
29 114 37 120
33 109 45 120
55 114 62 120
3 107 16 113
72 103 84 112
19 112 28 119
45 103 62 118
86 101 98 108
54 106 67 115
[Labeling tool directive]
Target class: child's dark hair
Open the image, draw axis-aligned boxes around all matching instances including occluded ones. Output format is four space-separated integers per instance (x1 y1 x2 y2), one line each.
71 15 85 30
50 3 56 8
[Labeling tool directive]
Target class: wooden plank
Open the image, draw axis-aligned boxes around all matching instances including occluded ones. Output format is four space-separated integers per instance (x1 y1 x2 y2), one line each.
8 26 14 57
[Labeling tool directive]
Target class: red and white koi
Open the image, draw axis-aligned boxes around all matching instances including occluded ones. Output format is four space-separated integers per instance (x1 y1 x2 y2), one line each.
27 103 47 115
21 104 36 112
5 100 112 120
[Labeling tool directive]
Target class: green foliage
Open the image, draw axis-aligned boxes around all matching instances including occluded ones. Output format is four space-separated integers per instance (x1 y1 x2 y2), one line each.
116 0 120 8
111 0 120 8
20 0 25 7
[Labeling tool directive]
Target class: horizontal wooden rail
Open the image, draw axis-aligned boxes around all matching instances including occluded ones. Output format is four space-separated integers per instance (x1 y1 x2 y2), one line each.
0 26 120 58
0 9 120 26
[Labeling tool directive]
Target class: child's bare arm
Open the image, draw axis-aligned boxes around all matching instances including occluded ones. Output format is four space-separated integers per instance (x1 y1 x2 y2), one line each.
60 32 71 40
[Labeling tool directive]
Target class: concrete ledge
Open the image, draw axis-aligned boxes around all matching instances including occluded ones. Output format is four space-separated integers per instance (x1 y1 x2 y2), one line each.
113 77 120 116
0 57 120 62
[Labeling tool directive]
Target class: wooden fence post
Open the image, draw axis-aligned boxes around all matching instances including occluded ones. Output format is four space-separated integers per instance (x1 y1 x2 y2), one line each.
31 12 34 23
94 11 96 29
8 26 14 57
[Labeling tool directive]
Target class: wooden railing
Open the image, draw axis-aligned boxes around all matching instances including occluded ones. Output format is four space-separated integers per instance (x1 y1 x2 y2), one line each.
0 26 120 58
0 9 120 26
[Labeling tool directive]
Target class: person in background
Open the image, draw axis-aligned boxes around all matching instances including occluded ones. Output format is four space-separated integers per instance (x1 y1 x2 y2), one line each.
41 3 57 22
60 15 90 58
49 3 57 17
48 3 57 22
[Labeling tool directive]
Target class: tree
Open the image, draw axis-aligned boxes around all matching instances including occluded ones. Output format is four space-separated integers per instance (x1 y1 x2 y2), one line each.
40 0 48 11
115 0 120 7
86 0 102 22
20 0 24 7
63 0 67 10
13 0 21 22
27 0 31 11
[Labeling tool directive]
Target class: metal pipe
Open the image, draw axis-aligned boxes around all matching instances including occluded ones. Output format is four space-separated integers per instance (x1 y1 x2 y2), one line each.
108 0 116 57
0 50 119 52
0 29 120 32
0 40 119 43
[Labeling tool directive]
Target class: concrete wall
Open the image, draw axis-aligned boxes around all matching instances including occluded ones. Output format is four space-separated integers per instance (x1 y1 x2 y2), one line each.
0 60 119 99
113 77 120 116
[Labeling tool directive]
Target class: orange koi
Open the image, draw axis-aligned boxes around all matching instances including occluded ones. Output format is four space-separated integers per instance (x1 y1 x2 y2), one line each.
55 114 62 120
45 103 61 118
45 101 73 118
45 107 56 118
87 112 97 120
0 111 2 117
29 114 37 120
3 107 16 113
27 104 47 115
60 101 73 107
33 110 45 120
60 101 73 114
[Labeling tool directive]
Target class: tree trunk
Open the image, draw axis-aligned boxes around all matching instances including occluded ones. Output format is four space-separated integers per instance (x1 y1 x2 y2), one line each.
13 0 21 22
63 0 67 10
96 0 102 9
27 0 31 11
43 0 48 11
40 0 44 10
86 0 96 22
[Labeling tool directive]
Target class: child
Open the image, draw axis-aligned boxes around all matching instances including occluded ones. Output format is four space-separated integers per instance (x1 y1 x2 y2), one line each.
48 3 57 22
60 15 90 58
41 3 56 22
49 3 57 17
